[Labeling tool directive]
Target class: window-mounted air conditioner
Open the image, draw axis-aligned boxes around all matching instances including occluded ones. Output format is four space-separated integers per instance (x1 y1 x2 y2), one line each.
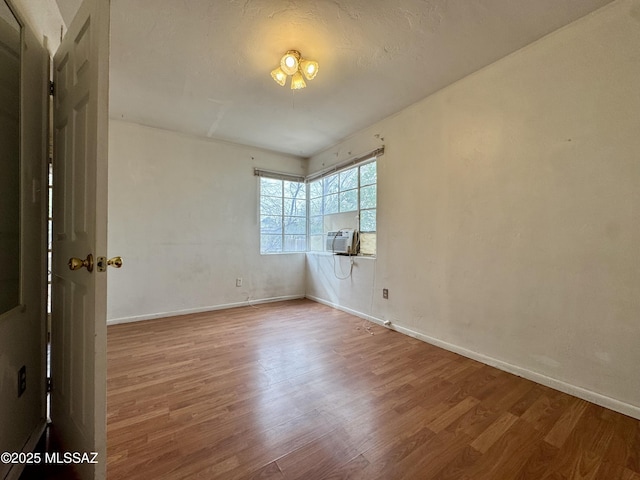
326 229 359 255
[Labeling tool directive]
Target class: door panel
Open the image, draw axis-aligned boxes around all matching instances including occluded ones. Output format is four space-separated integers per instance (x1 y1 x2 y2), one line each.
51 0 109 478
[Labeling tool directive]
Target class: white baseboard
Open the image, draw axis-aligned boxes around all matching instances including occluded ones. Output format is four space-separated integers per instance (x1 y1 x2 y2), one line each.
305 295 640 420
4 418 47 480
107 295 305 325
306 295 383 326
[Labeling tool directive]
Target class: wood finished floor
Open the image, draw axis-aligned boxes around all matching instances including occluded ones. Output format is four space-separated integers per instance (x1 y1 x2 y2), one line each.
107 299 640 480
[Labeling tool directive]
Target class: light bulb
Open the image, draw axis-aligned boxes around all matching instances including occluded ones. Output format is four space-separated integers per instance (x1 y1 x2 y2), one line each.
280 50 300 76
271 67 287 86
300 59 319 80
290 71 306 90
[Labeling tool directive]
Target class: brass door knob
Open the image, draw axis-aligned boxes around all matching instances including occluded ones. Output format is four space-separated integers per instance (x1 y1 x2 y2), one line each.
107 256 123 268
96 256 124 272
68 254 94 272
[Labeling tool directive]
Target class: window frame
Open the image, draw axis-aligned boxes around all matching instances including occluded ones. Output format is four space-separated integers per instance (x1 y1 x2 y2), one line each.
255 147 382 256
258 172 307 255
307 157 378 256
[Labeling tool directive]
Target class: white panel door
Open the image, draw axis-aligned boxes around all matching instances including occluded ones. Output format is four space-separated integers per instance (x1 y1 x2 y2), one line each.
50 0 109 478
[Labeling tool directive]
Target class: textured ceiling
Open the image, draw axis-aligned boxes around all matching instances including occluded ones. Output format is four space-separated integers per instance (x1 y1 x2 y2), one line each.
108 0 614 157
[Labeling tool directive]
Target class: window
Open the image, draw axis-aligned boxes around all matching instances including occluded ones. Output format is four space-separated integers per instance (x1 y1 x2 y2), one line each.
308 160 377 255
256 148 381 255
260 177 307 254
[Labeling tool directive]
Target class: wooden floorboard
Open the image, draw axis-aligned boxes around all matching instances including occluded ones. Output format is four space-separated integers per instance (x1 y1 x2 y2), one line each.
106 299 639 480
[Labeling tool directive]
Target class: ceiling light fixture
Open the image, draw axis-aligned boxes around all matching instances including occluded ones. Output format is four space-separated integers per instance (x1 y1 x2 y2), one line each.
271 50 318 90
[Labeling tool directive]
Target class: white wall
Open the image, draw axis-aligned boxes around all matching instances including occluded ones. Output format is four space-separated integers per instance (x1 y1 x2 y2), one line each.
0 6 48 478
107 120 307 323
307 0 640 418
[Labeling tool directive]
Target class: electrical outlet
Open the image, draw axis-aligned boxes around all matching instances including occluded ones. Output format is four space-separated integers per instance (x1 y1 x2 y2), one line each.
383 288 388 299
18 365 26 397
236 278 242 287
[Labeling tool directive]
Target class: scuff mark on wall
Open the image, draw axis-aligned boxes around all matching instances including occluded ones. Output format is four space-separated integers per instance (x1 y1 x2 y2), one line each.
206 98 231 137
531 355 561 368
595 351 612 363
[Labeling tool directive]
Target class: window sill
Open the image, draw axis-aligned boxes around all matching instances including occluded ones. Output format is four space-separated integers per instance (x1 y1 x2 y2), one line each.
260 252 306 256
305 251 376 260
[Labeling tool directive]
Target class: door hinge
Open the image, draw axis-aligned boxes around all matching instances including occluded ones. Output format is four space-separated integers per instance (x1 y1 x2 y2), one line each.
46 377 53 393
49 81 55 96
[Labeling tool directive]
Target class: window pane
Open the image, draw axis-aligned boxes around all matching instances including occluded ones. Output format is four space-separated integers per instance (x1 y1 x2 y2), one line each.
309 180 323 198
284 197 306 217
284 181 306 200
360 161 377 186
309 234 324 251
260 215 282 234
339 189 357 212
360 209 376 232
310 215 323 235
339 168 357 191
284 235 306 252
324 174 338 195
360 184 376 209
310 197 323 216
260 177 282 196
324 193 338 214
261 235 282 253
260 195 282 215
284 216 306 234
